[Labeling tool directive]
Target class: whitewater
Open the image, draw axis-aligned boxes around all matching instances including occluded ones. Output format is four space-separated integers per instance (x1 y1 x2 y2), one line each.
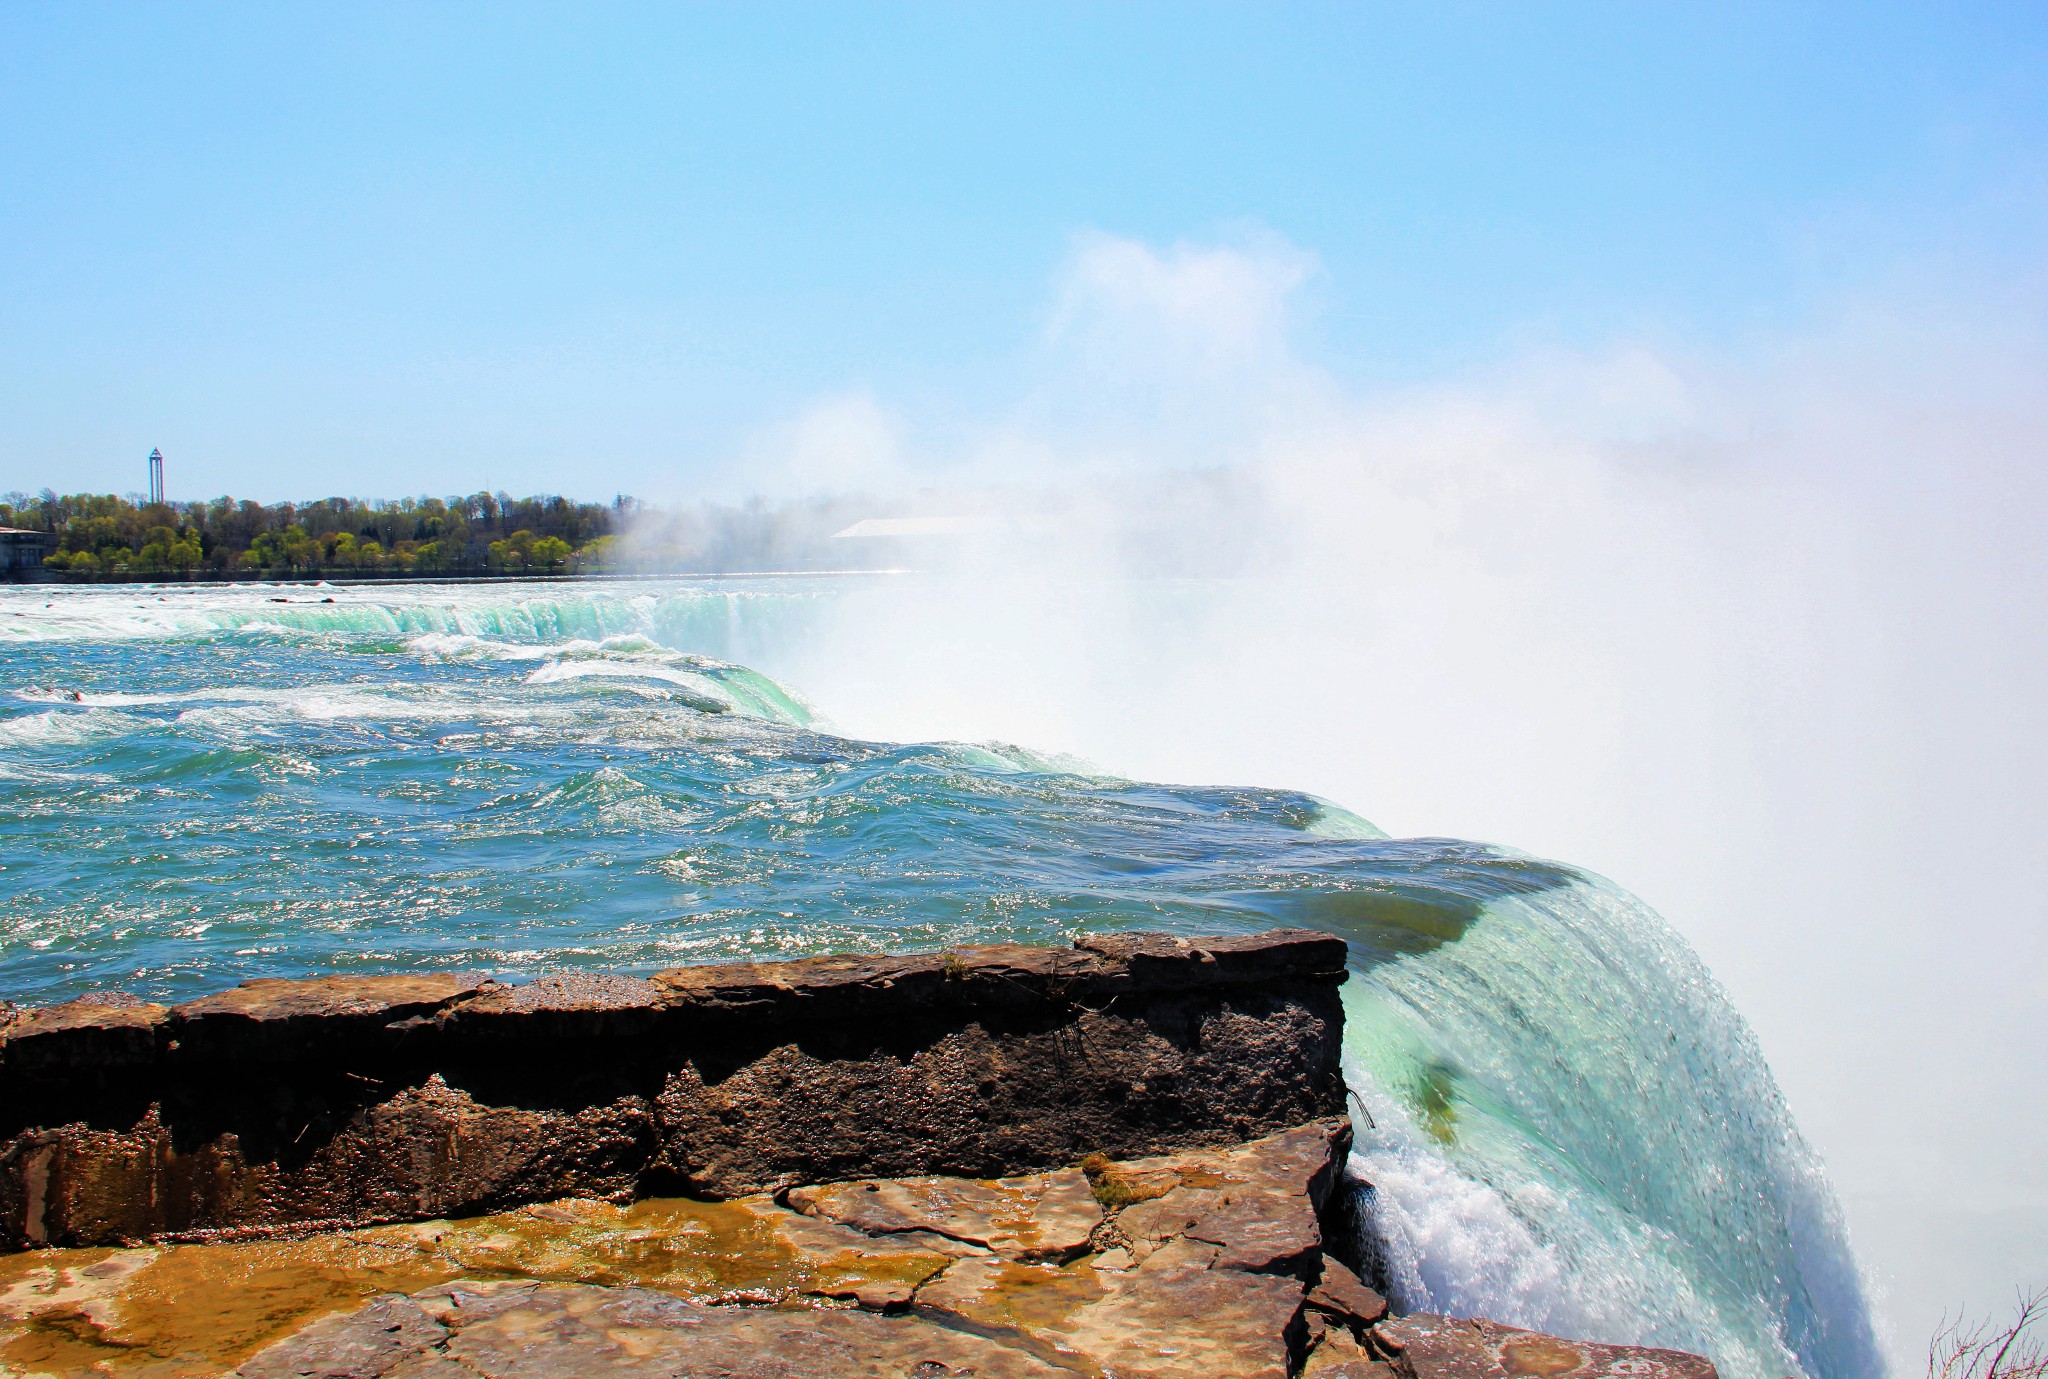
0 578 1882 1379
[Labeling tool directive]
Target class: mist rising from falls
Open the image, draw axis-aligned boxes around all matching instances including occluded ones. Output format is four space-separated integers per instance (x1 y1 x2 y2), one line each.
730 232 2048 1370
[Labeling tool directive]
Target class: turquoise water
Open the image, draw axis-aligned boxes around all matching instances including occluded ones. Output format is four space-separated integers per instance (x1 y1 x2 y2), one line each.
0 579 1881 1379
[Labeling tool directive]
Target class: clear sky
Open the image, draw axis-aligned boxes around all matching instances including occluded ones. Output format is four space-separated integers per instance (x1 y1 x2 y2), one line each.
3 2 2044 501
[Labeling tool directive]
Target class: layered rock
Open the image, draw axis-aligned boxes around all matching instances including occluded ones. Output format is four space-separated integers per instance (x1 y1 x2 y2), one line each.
1376 1314 1720 1379
0 1117 1716 1379
0 931 1347 1250
0 1120 1363 1378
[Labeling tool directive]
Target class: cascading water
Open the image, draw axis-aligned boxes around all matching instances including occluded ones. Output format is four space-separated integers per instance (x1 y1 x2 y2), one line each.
1337 880 1883 1379
0 578 1882 1379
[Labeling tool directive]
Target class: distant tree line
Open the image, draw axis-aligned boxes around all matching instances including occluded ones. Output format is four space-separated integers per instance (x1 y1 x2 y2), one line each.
0 489 890 580
0 490 621 578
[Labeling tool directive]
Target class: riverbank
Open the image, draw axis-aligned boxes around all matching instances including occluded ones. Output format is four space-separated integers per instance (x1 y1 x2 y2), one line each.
0 933 1721 1379
6 567 906 586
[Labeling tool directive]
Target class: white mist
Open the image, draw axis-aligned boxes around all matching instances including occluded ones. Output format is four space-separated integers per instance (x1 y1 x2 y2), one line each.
737 233 2048 1376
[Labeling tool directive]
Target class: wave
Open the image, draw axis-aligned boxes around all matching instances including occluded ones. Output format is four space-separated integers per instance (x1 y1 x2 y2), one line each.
407 630 669 662
0 706 160 748
519 653 815 726
0 579 837 660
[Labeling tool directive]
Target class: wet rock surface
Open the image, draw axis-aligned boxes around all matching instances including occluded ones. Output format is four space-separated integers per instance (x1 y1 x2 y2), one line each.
0 1118 1718 1379
786 1167 1101 1262
1376 1314 1720 1379
246 1279 1080 1379
0 931 1347 1249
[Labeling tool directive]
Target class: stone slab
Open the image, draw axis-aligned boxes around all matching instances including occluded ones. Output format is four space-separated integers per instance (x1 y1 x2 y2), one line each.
1377 1314 1721 1379
787 1168 1101 1261
239 1279 1078 1379
1107 1118 1348 1275
2 996 168 1073
1308 1256 1390 1326
170 975 487 1062
0 1120 1722 1379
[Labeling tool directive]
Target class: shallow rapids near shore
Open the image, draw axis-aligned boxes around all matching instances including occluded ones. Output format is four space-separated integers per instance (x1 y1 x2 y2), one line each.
0 579 1882 1379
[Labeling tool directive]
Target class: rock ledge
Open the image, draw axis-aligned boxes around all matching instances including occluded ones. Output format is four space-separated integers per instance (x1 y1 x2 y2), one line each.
0 1117 1717 1379
1 931 1347 1250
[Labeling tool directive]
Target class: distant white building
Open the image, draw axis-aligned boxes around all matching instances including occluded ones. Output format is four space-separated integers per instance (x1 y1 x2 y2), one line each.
0 527 49 578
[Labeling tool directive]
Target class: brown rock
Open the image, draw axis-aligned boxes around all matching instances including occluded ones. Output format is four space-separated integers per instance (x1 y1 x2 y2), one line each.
1305 1322 1399 1378
5 1114 1382 1379
651 945 1086 1014
1109 1119 1350 1275
787 1167 1101 1261
1377 1314 1721 1379
172 974 485 1061
234 1292 448 1379
239 1278 1080 1379
2 994 168 1073
643 973 1344 1197
1 1074 660 1248
1077 929 1351 987
904 1247 1305 1379
1309 1255 1390 1326
2 931 1346 1248
443 972 662 1038
652 927 1347 1013
1038 1261 1306 1379
900 1120 1353 1378
909 1251 1107 1331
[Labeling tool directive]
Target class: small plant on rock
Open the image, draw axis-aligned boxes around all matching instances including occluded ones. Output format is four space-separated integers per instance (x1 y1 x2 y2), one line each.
1079 1152 1176 1210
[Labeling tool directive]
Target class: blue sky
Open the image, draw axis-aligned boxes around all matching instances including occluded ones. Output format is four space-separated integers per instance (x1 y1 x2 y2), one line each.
2 2 2044 501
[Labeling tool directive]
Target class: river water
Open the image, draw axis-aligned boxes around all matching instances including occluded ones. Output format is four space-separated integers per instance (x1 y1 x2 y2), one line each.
0 578 1883 1379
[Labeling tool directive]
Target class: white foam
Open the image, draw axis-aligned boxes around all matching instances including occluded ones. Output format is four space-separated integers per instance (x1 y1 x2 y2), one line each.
0 708 156 748
523 658 737 707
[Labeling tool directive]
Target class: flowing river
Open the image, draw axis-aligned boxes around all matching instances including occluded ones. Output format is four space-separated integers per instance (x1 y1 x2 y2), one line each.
0 578 1883 1379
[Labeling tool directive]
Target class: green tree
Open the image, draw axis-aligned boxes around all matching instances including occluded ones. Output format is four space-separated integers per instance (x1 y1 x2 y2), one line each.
573 534 619 570
531 536 571 572
487 529 538 572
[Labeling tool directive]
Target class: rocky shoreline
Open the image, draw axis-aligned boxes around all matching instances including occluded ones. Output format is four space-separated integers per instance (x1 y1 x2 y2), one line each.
0 1118 1715 1379
0 933 1720 1378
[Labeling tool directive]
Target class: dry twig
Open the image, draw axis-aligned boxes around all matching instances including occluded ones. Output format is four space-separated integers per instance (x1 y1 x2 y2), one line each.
1929 1287 2048 1379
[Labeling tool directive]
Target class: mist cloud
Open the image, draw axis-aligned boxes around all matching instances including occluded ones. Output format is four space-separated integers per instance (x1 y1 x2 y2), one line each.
736 230 2048 1366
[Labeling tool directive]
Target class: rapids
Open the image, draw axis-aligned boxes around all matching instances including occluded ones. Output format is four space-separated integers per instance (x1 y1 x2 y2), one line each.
0 578 1882 1379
